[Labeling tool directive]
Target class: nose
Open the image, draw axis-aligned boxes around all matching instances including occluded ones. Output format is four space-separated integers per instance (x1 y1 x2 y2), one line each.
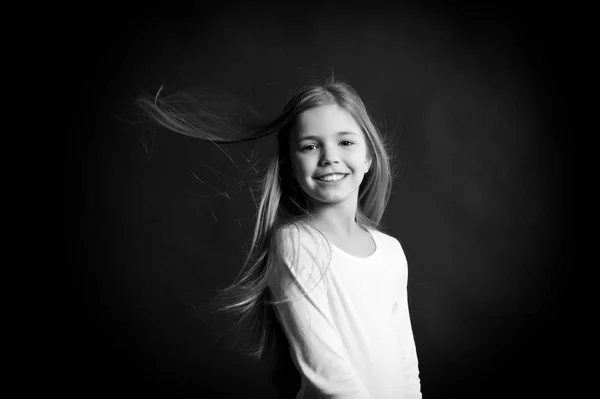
319 143 340 166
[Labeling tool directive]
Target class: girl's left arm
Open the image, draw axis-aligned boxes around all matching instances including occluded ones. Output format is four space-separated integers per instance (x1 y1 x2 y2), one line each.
396 289 422 399
393 240 422 399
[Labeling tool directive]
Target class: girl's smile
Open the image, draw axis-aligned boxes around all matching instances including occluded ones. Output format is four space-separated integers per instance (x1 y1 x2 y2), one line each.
314 173 348 183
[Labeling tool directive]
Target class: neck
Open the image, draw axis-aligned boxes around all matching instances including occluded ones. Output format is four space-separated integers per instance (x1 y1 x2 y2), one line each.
307 195 362 238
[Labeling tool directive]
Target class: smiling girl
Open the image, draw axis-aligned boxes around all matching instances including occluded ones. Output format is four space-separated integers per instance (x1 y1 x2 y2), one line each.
137 78 422 398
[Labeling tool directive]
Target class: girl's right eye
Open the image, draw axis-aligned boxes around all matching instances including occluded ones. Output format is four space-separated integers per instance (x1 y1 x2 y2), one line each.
301 144 317 151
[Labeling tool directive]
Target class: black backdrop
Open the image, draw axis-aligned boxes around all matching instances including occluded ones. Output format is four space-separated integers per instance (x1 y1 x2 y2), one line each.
64 1 572 398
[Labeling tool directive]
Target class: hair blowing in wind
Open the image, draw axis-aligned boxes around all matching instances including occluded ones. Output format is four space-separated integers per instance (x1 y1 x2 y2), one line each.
136 77 396 359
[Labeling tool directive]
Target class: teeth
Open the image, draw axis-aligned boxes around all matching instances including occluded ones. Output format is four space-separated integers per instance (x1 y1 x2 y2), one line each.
317 174 346 182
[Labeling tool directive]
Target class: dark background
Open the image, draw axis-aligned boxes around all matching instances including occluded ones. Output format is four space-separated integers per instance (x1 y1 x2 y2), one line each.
62 1 573 398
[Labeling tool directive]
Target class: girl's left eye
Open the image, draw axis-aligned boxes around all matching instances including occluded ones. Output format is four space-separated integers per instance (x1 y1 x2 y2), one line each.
340 141 354 146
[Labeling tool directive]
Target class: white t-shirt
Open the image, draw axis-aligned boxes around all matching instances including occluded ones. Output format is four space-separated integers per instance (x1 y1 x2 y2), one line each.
268 224 421 399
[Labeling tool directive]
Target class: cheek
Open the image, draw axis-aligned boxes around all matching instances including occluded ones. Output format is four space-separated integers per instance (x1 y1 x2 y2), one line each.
292 156 312 177
351 152 369 171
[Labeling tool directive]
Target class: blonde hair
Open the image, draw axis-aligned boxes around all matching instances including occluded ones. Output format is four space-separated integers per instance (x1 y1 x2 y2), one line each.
137 76 396 359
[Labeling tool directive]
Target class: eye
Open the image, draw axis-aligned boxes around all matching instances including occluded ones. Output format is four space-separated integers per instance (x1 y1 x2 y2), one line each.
340 140 355 147
300 144 318 152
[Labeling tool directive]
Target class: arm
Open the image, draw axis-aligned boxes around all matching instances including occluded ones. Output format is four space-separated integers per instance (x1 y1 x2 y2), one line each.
396 293 422 399
268 227 372 399
393 241 422 399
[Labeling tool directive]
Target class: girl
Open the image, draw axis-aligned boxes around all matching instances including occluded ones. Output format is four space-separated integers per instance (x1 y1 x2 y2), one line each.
137 78 422 398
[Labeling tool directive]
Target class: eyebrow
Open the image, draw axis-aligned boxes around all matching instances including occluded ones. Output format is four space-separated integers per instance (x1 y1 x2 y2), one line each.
296 131 359 144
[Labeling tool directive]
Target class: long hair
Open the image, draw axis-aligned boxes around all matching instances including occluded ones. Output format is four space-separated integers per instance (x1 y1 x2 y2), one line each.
136 77 396 359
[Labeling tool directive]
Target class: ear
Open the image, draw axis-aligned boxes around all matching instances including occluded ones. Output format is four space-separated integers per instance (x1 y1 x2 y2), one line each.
365 158 372 173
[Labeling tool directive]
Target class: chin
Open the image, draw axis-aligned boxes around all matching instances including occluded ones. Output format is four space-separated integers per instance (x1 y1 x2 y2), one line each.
310 189 358 205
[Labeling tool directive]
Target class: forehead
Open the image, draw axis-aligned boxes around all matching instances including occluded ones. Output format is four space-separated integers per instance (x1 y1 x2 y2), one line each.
294 104 363 138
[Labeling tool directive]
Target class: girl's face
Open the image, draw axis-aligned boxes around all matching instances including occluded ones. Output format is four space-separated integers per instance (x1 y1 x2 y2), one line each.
290 104 372 208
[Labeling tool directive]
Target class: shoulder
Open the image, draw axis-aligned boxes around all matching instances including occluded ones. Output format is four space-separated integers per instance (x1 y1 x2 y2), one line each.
271 222 331 269
270 222 332 289
273 222 323 252
369 228 403 251
369 227 409 267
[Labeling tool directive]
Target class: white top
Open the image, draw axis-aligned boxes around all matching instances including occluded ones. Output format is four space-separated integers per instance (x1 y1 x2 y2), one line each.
268 225 422 399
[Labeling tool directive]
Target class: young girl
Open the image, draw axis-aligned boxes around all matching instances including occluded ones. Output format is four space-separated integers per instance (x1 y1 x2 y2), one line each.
137 78 422 398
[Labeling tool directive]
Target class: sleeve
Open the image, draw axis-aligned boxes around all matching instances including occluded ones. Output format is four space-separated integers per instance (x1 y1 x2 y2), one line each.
393 240 422 399
267 227 372 399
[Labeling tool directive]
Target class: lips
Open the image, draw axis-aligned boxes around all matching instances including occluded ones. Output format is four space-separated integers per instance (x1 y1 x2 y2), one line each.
315 172 348 178
314 173 348 182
